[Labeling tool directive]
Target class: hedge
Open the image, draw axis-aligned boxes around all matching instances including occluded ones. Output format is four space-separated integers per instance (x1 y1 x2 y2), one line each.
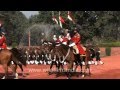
99 42 120 47
105 47 111 56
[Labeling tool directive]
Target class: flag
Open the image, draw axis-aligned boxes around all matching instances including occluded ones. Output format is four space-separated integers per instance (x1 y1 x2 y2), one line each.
59 16 65 28
52 16 58 24
67 11 75 24
59 16 65 23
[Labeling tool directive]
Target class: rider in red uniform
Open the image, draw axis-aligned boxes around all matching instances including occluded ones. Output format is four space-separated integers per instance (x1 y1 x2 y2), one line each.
61 29 71 45
62 36 68 45
0 32 7 49
71 29 85 55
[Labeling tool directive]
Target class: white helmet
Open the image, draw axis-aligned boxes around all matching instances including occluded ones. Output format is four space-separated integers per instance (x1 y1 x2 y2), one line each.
53 35 56 38
59 35 62 39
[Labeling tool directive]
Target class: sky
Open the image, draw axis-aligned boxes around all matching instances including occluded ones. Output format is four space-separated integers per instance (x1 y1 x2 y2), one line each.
21 11 39 18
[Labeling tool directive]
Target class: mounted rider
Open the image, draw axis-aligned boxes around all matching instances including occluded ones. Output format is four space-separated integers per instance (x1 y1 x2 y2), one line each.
69 28 86 55
0 32 7 49
0 23 7 50
62 29 71 45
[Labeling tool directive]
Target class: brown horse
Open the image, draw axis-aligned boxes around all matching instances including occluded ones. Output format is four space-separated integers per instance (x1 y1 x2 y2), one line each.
44 42 83 79
51 44 75 79
0 48 26 79
42 41 93 79
82 45 92 77
57 44 93 78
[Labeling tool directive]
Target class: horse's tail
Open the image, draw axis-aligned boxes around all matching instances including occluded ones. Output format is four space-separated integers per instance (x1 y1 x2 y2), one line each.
10 48 27 66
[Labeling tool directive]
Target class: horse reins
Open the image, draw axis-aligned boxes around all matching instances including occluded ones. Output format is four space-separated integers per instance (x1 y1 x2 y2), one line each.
62 48 70 63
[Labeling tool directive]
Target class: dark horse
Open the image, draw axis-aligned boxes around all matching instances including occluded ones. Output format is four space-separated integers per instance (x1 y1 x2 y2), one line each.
0 48 26 79
52 44 76 79
73 45 94 77
55 44 93 78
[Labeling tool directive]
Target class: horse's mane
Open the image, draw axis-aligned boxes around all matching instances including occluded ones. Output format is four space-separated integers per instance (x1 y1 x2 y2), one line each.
10 48 26 66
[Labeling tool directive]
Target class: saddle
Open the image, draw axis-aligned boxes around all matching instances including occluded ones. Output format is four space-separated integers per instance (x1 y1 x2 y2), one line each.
0 48 5 52
0 48 3 51
0 47 12 52
72 45 79 54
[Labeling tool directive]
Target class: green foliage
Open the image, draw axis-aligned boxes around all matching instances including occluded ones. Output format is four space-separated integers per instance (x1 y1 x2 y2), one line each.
99 42 120 47
0 11 29 46
28 11 120 44
1 11 120 47
105 47 111 56
12 42 18 48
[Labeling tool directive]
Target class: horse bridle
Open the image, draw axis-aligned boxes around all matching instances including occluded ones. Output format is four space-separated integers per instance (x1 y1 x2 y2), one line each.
62 48 70 63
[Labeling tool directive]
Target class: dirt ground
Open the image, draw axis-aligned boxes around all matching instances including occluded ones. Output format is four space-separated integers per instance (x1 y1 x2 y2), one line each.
0 55 120 79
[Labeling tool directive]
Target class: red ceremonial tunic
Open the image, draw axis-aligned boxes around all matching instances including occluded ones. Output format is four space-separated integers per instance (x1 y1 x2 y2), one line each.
71 33 85 55
1 43 7 49
62 37 68 42
0 36 7 49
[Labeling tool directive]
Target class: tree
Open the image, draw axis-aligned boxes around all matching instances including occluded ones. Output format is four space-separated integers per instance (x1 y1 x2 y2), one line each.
28 11 120 44
0 11 29 46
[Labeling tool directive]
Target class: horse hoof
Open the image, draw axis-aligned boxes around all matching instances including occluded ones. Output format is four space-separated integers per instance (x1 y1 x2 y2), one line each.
55 76 58 78
67 77 71 79
77 75 79 77
22 75 26 77
80 72 82 74
1 76 5 79
82 74 85 78
14 77 19 79
1 77 5 79
14 78 18 79
48 72 52 75
88 73 91 76
55 74 59 78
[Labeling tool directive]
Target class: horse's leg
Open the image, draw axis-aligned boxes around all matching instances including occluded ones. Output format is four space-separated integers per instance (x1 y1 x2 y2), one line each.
73 61 78 72
66 61 73 79
75 55 82 77
85 64 91 76
87 64 91 76
82 63 90 77
56 61 60 77
73 54 80 72
66 63 71 79
2 64 8 79
80 56 83 73
79 61 83 77
81 58 88 78
9 63 19 79
18 64 26 77
49 61 53 75
61 63 64 72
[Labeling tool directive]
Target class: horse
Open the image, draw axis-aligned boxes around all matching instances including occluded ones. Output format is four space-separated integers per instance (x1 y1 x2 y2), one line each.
43 41 93 79
82 45 93 77
44 41 83 79
74 44 97 77
48 43 65 77
41 41 58 73
0 48 26 79
64 45 95 77
50 43 76 79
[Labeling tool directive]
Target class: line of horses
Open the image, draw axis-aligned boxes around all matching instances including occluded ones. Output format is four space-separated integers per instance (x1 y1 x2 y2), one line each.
0 41 101 79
